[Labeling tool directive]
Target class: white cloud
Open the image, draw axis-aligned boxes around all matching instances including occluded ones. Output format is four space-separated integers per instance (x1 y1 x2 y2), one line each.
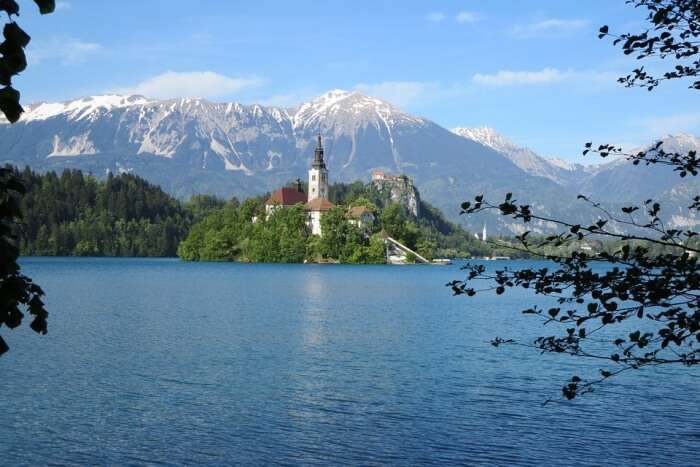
637 112 700 136
513 18 589 38
426 12 446 23
30 39 101 65
473 68 574 86
113 71 263 99
456 11 481 24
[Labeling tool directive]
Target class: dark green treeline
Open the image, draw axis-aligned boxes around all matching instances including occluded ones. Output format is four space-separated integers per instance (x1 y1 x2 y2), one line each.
11 166 215 257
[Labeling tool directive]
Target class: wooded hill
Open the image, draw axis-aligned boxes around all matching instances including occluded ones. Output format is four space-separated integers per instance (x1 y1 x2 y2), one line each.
11 166 198 256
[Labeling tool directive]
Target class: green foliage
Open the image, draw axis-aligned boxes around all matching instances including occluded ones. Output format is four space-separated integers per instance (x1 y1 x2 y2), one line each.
248 205 309 263
380 203 419 249
14 167 192 257
185 194 226 222
416 239 436 261
319 206 362 261
328 181 369 205
0 167 47 355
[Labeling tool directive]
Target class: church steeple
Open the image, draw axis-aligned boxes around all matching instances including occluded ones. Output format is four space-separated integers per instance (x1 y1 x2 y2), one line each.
312 134 326 169
308 134 329 201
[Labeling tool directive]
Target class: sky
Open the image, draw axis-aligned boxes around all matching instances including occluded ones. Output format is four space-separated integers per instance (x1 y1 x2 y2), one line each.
12 0 700 161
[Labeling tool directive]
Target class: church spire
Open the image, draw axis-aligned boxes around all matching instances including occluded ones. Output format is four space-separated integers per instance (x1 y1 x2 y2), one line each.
312 134 326 169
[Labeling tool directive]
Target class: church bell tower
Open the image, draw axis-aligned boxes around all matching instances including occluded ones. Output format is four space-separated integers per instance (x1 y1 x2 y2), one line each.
308 134 329 201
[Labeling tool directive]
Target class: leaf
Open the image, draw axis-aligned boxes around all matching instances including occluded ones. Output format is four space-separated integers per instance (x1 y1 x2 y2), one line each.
0 0 19 16
0 85 22 122
29 315 47 335
3 22 30 48
33 0 55 14
0 47 27 74
5 307 22 328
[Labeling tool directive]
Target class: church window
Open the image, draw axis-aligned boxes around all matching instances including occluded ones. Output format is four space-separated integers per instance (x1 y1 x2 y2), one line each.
312 175 316 181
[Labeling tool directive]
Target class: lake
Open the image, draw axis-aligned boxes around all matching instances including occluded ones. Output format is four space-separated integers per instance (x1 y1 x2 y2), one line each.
2 258 700 466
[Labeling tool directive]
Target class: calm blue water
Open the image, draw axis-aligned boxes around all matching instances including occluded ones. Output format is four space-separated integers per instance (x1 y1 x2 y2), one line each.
2 258 699 466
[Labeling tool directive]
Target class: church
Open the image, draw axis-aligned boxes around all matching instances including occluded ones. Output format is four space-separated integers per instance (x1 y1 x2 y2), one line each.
264 135 335 236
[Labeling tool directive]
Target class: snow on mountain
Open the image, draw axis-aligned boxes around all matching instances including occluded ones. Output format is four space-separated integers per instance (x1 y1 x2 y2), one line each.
451 126 590 185
24 95 154 122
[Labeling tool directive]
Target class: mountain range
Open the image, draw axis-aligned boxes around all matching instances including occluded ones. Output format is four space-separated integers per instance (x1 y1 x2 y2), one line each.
1 89 698 234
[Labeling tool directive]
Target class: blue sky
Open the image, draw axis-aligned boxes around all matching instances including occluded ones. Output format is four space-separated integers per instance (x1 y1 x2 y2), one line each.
13 0 700 161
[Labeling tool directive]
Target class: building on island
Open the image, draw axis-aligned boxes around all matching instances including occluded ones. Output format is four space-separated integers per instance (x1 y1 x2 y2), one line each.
308 135 329 201
346 206 376 232
264 135 335 236
305 135 334 235
306 197 335 235
264 179 307 216
372 170 407 183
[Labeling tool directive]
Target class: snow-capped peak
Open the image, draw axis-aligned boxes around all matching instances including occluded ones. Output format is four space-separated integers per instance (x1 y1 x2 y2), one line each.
452 126 520 154
23 94 153 122
297 89 395 115
293 89 423 130
452 126 593 183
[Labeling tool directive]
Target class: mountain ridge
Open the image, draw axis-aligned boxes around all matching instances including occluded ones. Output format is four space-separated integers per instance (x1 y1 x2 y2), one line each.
2 89 698 234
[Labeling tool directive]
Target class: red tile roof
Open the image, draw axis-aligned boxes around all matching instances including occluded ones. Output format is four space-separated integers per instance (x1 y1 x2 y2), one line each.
305 197 335 211
265 187 307 206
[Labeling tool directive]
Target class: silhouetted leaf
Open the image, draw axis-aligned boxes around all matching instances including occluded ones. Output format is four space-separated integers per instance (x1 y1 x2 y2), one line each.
33 0 54 14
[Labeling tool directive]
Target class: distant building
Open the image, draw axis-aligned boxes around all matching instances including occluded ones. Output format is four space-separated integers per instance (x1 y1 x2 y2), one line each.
372 170 386 181
346 206 376 231
372 170 407 183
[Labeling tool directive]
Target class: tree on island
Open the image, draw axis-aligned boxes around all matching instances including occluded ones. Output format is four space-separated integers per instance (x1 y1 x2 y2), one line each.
450 0 700 400
0 0 55 355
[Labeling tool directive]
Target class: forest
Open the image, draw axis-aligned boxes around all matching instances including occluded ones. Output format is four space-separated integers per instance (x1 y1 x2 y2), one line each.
10 166 211 257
